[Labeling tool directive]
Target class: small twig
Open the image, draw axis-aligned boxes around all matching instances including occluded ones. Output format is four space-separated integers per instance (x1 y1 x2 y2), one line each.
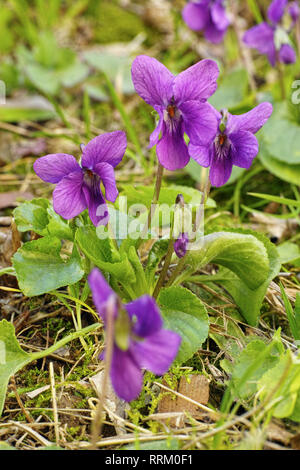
49 362 60 445
10 376 34 424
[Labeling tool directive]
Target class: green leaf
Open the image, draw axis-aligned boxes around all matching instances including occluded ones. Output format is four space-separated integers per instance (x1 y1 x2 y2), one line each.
209 68 249 110
127 246 148 296
186 230 270 291
0 320 99 416
75 226 136 285
145 239 169 290
214 230 280 326
261 108 300 164
258 351 300 419
13 198 73 240
280 284 300 341
158 286 209 364
277 242 300 265
230 339 282 399
83 50 134 95
119 184 216 210
260 151 300 185
0 320 31 416
12 236 84 296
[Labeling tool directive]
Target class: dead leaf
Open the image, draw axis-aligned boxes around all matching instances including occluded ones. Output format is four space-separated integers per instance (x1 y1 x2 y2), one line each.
267 422 293 446
0 191 33 209
157 374 210 427
249 212 298 241
0 220 21 268
291 433 300 450
89 370 129 435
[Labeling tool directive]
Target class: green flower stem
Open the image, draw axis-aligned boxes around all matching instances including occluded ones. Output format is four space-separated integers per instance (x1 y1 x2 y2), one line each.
152 208 175 299
153 237 174 299
141 162 164 241
231 0 257 94
276 55 286 100
297 19 300 56
167 172 211 288
30 323 100 362
90 298 115 449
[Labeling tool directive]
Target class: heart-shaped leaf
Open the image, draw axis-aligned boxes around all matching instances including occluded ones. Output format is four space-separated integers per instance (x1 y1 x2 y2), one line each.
13 236 84 296
215 230 280 325
0 320 31 416
158 286 209 364
14 198 73 240
186 231 270 291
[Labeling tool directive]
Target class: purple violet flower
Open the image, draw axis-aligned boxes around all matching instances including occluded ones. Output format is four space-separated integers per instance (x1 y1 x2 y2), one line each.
131 55 219 171
289 1 300 23
174 233 189 258
243 0 297 66
189 103 273 187
88 268 181 402
182 0 230 44
33 132 127 227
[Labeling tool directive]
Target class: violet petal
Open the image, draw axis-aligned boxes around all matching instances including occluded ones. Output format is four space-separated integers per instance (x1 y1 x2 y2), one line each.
52 170 86 219
34 154 81 184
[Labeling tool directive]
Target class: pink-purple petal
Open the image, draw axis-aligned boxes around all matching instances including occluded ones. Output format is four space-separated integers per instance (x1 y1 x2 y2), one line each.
209 151 233 187
204 20 227 43
126 295 163 337
82 185 109 227
230 131 259 169
34 154 81 184
211 1 230 31
182 1 210 31
173 59 219 104
94 162 118 203
156 122 190 171
243 23 276 66
180 100 218 146
149 106 164 148
227 103 273 135
279 43 296 64
268 0 288 24
131 55 174 108
88 268 117 322
53 171 86 219
188 144 211 167
110 345 143 402
132 329 181 376
81 131 127 170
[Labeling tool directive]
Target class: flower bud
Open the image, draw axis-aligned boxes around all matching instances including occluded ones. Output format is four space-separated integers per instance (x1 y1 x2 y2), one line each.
174 233 189 259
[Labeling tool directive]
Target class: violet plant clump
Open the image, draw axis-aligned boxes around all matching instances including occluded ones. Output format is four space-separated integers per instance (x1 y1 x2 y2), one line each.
182 0 230 43
34 131 127 227
243 0 297 65
88 268 181 402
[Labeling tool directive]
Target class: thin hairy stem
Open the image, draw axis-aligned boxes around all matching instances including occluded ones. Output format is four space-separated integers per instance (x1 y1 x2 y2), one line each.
90 298 115 449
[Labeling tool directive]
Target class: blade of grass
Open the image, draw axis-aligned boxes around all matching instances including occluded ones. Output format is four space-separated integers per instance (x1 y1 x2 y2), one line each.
103 73 146 170
248 192 300 208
